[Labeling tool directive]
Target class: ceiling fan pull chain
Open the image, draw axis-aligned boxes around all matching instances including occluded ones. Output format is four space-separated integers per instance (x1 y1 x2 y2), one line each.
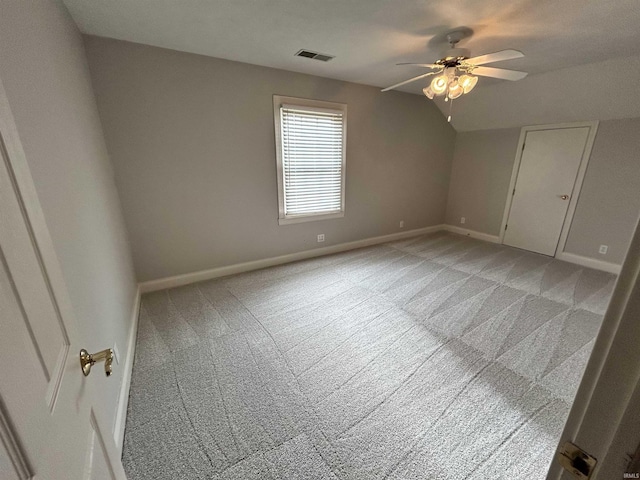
447 97 454 123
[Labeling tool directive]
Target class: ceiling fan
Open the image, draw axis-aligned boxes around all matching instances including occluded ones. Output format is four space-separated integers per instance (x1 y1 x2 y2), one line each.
382 30 527 120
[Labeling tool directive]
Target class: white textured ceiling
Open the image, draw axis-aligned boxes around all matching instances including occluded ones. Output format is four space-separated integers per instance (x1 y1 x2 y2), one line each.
64 0 640 129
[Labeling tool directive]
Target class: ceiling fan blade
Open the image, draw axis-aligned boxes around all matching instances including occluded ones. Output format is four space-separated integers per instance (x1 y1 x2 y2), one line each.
381 71 438 92
466 49 524 66
396 63 440 68
472 66 528 81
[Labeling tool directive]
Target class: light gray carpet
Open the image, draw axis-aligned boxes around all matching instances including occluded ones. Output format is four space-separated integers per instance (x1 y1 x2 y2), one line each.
123 232 616 480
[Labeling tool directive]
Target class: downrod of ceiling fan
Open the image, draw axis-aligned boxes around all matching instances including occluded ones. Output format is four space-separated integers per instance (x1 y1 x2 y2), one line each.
442 30 471 63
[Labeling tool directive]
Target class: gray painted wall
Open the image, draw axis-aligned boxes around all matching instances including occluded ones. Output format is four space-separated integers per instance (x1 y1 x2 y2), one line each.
0 0 137 427
564 118 640 264
84 36 456 282
445 121 640 265
445 128 521 235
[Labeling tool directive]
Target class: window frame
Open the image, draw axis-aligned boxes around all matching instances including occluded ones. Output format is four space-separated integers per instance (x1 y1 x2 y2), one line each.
273 95 347 226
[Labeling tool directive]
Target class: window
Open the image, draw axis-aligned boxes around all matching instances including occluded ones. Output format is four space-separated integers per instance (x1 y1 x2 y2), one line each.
274 95 347 225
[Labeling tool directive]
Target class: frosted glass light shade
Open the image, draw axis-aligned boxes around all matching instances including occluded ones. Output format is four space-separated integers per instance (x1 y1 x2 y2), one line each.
458 74 478 93
448 81 463 99
430 75 448 95
423 86 435 99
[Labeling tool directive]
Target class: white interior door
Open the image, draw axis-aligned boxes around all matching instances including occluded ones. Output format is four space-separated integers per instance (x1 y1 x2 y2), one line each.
503 127 590 256
0 91 125 478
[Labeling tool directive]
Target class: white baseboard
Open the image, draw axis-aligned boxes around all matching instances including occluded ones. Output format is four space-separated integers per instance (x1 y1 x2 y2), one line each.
138 224 620 296
113 286 141 452
556 252 622 274
139 225 445 293
442 225 501 244
444 225 620 274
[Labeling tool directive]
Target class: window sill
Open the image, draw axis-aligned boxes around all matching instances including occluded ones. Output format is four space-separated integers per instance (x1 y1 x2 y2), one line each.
278 212 344 226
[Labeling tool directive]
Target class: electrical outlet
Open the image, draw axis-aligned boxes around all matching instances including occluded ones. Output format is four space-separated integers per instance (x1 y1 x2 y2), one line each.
399 221 404 228
599 245 608 255
317 234 325 243
460 217 466 224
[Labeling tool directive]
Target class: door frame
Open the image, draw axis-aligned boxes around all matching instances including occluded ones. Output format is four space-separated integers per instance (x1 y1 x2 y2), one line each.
498 121 599 257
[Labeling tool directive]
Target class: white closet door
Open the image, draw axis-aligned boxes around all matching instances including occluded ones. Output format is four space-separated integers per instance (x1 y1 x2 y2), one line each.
504 127 590 256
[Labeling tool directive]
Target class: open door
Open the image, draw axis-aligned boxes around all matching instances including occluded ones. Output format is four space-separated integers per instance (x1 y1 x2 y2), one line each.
0 78 126 478
547 214 640 479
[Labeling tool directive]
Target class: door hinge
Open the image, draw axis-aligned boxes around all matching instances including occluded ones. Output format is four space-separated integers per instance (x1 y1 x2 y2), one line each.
626 440 640 478
505 224 508 231
522 142 526 151
512 188 516 196
557 441 597 479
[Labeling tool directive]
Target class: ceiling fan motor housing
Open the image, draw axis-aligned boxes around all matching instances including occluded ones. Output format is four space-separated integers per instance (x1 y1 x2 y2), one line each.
440 47 471 65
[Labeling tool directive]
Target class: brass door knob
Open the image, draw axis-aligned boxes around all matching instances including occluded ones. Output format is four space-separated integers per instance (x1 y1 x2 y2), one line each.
559 195 569 200
80 348 114 377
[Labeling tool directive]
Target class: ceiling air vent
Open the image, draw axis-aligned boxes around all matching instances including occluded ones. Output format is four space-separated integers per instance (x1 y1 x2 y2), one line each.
295 49 335 62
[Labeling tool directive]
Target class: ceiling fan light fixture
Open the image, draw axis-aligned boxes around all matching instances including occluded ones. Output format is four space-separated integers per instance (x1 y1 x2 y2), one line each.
423 86 435 99
430 74 448 95
459 74 478 93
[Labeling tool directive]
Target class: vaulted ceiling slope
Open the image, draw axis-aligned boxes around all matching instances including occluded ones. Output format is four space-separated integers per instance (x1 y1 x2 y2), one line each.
64 0 640 131
442 54 640 131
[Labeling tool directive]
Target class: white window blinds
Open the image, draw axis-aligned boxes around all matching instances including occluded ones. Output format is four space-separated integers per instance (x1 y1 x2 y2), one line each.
280 104 345 218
